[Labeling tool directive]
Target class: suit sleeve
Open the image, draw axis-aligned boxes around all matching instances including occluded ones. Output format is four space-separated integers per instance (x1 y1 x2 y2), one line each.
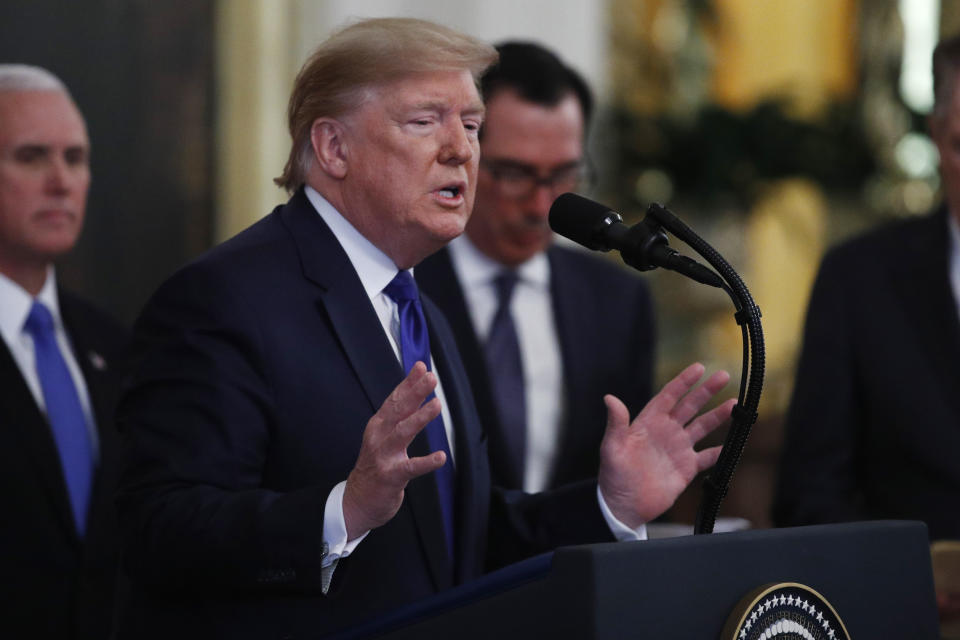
773 249 864 526
485 480 616 572
116 263 333 593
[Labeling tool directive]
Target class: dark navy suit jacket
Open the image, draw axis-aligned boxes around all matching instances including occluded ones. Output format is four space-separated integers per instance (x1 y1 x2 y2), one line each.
774 207 960 540
115 190 612 639
416 244 655 490
0 290 128 639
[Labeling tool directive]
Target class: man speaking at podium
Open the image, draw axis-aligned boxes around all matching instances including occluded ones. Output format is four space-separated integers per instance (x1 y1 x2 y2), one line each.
116 18 734 639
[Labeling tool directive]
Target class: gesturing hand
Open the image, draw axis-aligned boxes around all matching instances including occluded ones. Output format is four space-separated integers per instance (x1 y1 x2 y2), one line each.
598 362 735 529
342 362 447 540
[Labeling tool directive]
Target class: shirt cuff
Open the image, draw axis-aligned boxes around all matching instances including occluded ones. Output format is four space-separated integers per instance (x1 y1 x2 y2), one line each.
321 480 370 591
597 485 648 542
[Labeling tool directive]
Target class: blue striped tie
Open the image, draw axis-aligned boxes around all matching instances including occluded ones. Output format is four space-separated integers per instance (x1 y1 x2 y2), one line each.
24 301 93 536
383 270 456 558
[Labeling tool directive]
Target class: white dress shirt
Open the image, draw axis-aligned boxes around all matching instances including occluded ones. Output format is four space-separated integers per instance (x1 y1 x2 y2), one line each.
0 267 100 460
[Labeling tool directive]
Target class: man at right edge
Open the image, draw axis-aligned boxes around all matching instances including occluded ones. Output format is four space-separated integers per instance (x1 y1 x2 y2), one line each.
774 33 960 622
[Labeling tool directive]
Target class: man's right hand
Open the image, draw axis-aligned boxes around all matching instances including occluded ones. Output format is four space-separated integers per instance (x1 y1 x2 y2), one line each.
342 362 447 540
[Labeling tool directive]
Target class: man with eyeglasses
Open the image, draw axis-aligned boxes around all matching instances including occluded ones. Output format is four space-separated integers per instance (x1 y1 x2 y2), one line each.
417 42 656 493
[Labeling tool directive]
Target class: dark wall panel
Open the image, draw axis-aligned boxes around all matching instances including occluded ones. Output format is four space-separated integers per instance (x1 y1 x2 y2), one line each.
0 0 215 323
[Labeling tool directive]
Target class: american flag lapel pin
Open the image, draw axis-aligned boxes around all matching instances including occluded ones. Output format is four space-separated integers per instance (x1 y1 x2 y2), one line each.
88 350 107 371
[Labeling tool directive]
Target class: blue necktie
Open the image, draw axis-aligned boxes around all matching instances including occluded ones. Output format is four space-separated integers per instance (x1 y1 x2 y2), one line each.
484 271 526 488
383 271 456 558
24 301 93 536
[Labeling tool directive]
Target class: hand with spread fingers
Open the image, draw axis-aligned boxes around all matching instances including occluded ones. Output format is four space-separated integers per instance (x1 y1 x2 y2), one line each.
342 362 447 540
599 362 735 529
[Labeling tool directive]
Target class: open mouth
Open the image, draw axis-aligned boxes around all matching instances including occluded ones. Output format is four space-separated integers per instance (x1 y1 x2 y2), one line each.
437 185 461 199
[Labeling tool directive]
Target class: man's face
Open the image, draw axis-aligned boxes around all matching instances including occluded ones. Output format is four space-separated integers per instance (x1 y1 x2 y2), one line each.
934 84 960 225
465 89 584 266
339 69 484 269
0 90 89 271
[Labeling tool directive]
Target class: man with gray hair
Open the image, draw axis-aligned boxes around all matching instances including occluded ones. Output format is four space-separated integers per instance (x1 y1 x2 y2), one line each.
0 64 129 638
117 18 732 638
774 33 960 621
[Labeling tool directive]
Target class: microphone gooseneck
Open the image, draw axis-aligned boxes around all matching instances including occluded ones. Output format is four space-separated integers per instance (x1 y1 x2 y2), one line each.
548 192 765 535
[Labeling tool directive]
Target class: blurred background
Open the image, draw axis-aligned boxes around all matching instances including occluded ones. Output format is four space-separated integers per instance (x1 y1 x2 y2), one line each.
1 0 955 529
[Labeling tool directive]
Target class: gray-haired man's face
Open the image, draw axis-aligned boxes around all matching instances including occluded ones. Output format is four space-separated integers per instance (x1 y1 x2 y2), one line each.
0 90 89 269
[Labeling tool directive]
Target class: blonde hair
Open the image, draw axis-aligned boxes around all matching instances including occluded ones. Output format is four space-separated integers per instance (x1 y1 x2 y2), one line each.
275 17 497 192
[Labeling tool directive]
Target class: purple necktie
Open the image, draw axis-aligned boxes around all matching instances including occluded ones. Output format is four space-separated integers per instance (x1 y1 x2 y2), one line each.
484 271 526 488
24 301 93 536
383 270 455 558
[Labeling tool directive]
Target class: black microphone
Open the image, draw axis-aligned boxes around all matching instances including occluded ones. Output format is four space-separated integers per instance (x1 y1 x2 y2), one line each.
549 193 723 288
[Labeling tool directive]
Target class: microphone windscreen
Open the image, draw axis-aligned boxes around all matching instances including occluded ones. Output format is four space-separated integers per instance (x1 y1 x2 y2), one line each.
548 192 620 250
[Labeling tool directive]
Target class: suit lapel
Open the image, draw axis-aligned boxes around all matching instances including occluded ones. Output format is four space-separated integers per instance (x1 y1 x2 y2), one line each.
416 249 520 488
889 208 960 418
282 191 402 412
546 247 590 486
424 297 483 584
59 297 114 446
402 304 456 588
416 250 496 428
281 190 452 590
58 294 123 553
0 338 78 542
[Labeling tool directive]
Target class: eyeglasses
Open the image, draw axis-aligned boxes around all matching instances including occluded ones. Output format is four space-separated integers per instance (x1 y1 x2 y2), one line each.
481 158 592 200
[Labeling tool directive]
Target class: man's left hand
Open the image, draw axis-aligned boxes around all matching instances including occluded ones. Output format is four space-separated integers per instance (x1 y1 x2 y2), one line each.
598 362 735 529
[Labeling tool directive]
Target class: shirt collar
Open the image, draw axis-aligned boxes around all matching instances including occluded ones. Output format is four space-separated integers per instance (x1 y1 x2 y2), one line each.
305 185 402 299
0 266 61 345
448 233 550 290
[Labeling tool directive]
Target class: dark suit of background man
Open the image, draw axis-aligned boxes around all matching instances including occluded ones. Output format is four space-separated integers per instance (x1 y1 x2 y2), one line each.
116 18 734 639
773 34 960 618
0 65 128 639
417 42 655 492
